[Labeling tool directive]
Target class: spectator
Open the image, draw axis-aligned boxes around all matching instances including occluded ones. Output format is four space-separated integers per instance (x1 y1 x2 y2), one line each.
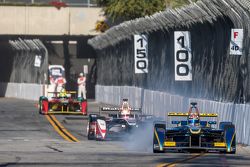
77 73 86 99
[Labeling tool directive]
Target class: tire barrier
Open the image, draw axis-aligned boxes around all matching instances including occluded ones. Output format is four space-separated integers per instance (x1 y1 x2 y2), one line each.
96 85 250 145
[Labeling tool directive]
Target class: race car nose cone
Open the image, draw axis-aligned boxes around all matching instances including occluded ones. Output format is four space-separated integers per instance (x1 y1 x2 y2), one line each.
189 127 201 134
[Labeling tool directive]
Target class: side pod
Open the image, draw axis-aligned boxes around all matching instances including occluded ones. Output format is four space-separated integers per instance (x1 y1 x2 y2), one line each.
220 122 236 154
153 121 166 153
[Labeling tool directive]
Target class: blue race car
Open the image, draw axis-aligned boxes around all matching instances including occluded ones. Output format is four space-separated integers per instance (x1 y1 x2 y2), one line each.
153 102 236 154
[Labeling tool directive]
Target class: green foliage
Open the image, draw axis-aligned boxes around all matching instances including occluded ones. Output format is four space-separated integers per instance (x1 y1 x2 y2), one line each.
96 0 199 23
165 0 198 8
99 0 166 22
95 0 110 6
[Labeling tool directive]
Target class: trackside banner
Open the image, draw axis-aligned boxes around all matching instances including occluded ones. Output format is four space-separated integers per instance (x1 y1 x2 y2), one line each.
230 29 243 55
134 34 148 73
174 31 192 81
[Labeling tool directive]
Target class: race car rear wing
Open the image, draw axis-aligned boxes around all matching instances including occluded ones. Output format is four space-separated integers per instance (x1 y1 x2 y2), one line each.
99 107 141 116
100 107 141 112
168 112 218 117
100 107 120 111
47 91 78 98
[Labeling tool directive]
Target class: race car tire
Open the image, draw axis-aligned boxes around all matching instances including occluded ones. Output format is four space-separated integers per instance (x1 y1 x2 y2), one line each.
39 100 46 115
87 134 95 140
153 149 164 153
39 103 43 115
219 150 236 154
87 114 98 140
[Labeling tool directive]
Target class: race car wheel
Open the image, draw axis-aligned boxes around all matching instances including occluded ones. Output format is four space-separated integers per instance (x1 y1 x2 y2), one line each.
39 100 45 115
39 103 43 114
87 134 95 140
87 122 95 140
153 149 164 153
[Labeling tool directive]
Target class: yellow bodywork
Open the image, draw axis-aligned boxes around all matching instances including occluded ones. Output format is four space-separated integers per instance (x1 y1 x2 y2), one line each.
214 142 226 147
164 141 176 147
168 112 218 117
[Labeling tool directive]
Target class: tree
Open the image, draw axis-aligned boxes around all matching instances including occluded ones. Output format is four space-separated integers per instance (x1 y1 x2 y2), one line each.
97 0 166 22
94 0 198 32
165 0 198 8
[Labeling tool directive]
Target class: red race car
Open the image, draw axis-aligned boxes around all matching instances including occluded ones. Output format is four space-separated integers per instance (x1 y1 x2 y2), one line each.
39 91 87 115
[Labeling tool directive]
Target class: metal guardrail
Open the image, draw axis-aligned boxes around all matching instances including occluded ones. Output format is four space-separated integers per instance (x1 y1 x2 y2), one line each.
0 0 97 7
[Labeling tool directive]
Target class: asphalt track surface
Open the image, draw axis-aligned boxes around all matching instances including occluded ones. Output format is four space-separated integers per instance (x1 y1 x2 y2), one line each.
0 98 250 167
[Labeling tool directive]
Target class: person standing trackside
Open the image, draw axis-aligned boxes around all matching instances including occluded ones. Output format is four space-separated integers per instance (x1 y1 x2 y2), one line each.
77 73 86 99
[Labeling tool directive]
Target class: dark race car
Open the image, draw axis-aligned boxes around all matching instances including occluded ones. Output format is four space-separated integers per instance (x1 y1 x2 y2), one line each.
153 102 236 154
87 99 153 140
39 91 87 115
87 114 140 140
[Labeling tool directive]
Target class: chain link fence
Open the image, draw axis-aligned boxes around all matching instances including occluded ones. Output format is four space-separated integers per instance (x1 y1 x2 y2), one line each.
89 0 250 103
8 39 48 84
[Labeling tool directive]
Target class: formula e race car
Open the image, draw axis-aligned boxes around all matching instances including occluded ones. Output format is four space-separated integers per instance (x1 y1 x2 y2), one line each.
39 90 87 115
87 99 152 140
153 102 236 154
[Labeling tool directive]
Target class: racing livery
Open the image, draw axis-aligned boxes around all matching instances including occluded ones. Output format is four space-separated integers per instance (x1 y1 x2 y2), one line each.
39 91 87 115
39 64 87 115
153 102 236 153
87 99 149 140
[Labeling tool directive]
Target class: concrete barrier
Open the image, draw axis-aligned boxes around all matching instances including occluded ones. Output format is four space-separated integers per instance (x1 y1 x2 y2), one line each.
0 82 43 101
95 85 142 107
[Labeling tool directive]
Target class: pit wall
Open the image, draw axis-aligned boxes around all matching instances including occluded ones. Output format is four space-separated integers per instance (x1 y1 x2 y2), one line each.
96 85 250 145
0 82 43 101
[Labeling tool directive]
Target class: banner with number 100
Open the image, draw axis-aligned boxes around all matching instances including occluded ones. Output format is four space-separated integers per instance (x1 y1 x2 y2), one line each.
174 31 192 81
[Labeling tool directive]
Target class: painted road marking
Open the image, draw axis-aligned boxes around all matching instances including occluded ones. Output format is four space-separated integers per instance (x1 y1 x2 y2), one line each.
157 153 205 167
45 115 79 142
50 115 79 142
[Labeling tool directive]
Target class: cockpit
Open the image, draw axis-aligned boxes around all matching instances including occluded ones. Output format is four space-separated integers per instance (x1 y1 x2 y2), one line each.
188 113 200 126
188 103 200 126
120 99 131 116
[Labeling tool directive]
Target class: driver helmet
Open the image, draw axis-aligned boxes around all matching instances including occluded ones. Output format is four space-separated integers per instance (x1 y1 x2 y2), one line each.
58 88 67 97
188 113 200 126
122 102 129 110
121 100 130 115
